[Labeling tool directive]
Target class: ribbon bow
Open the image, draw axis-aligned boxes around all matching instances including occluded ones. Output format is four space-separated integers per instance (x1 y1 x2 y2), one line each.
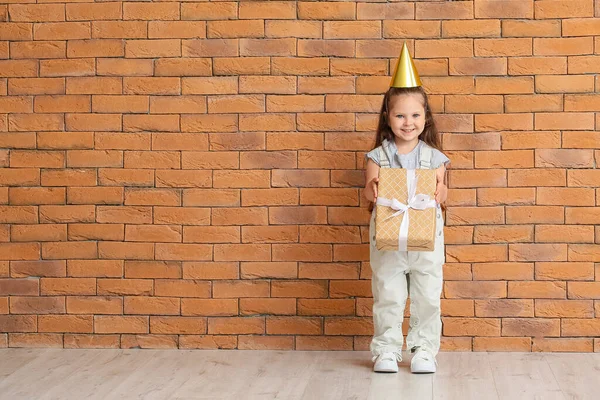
376 170 436 251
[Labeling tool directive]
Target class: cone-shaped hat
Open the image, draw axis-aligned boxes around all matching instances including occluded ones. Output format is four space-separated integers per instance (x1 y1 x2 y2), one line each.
390 42 421 88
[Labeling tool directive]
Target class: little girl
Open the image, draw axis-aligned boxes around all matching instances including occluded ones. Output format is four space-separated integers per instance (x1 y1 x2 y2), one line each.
364 44 449 374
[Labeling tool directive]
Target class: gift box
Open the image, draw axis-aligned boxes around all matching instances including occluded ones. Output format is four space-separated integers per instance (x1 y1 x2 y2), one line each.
375 168 437 251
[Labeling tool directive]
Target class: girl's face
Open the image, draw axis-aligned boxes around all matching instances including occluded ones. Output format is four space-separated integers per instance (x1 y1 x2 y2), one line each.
386 93 426 146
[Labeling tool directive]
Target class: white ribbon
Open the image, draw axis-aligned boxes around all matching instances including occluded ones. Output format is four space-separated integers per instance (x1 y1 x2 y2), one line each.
376 169 437 251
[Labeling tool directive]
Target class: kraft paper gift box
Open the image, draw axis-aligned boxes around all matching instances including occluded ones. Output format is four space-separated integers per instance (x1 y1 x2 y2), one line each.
375 168 437 252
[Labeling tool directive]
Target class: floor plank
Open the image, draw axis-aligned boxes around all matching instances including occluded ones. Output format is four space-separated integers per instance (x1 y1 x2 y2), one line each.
0 349 597 400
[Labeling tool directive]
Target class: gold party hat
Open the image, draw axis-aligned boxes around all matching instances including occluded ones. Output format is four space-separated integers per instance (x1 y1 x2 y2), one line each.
390 42 421 88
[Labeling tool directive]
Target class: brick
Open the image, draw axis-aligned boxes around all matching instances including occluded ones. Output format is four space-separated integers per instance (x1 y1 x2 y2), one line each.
508 56 567 75
64 334 119 348
475 38 533 57
562 319 600 337
213 281 269 298
508 169 565 187
534 37 594 56
568 170 600 186
475 299 534 317
39 205 94 223
97 59 153 76
272 245 332 262
182 189 239 207
179 335 237 350
297 39 354 57
212 207 267 226
325 317 373 336
445 226 474 245
67 39 124 58
357 2 413 20
239 77 295 95
240 38 296 56
477 188 535 206
446 244 508 262
474 225 533 243
182 299 238 317
416 39 473 58
12 41 67 59
444 95 504 113
183 112 238 131
154 279 211 297
123 115 180 132
443 133 500 151
474 337 531 352
154 59 211 78
537 188 595 206
92 21 147 39
568 244 600 261
123 77 179 95
9 113 64 132
153 134 209 152
271 57 329 76
0 60 38 78
9 78 64 95
475 150 534 168
535 0 594 18
506 206 565 224
505 95 562 112
66 113 121 131
265 21 321 39
421 77 474 95
443 318 501 337
569 56 600 73
66 77 121 95
266 95 323 113
9 4 65 22
300 188 358 206
298 151 355 169
449 58 506 76
445 281 507 299
475 76 533 94
535 149 594 168
298 263 359 280
536 299 594 318
239 114 296 132
35 95 90 113
150 316 206 335
536 75 594 93
0 23 32 40
536 262 594 281
502 318 560 337
184 226 240 244
472 262 534 280
38 132 93 150
442 20 501 38
509 243 567 261
508 281 566 299
475 0 533 18
181 3 237 21
475 113 533 131
126 39 181 58
416 1 473 20
182 39 238 58
241 188 298 207
124 261 179 280
298 2 355 20
448 169 506 188
207 20 264 39
240 262 297 279
93 95 148 114
214 244 271 261
324 21 381 40
502 19 560 37
33 22 90 40
269 206 327 225
10 150 64 168
123 3 179 21
148 21 205 39
10 260 65 278
39 315 92 333
67 260 122 278
446 188 476 207
66 3 121 21
331 59 387 77
182 77 237 95
565 95 600 113
95 316 148 334
532 338 593 352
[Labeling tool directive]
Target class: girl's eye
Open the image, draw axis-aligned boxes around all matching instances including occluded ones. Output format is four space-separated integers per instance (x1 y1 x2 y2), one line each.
396 115 404 118
413 114 420 118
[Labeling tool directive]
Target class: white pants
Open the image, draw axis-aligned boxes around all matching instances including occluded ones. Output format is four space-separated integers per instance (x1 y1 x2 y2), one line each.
369 207 445 357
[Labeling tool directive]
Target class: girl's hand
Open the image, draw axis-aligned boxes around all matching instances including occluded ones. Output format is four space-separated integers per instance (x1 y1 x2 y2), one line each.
434 181 447 205
365 177 379 203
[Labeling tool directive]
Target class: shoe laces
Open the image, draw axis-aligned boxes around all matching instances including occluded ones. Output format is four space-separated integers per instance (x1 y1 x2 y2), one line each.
413 349 437 365
372 352 402 363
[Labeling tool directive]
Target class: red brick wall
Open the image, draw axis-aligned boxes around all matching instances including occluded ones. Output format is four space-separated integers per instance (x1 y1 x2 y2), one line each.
1 0 599 351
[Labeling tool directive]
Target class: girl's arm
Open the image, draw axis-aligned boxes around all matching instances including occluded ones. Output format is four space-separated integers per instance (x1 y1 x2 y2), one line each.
434 164 448 204
364 159 380 203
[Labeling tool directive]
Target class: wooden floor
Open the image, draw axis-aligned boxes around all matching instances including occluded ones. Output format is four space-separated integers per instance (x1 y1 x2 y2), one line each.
1 349 598 400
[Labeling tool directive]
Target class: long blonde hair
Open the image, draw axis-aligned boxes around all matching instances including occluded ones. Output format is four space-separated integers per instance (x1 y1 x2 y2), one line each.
373 86 441 151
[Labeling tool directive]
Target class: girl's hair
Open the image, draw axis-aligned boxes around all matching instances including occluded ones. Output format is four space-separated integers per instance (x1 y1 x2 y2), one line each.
373 86 441 151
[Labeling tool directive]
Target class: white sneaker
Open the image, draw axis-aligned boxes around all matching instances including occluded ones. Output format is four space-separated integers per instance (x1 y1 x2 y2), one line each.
372 352 401 373
410 349 437 374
